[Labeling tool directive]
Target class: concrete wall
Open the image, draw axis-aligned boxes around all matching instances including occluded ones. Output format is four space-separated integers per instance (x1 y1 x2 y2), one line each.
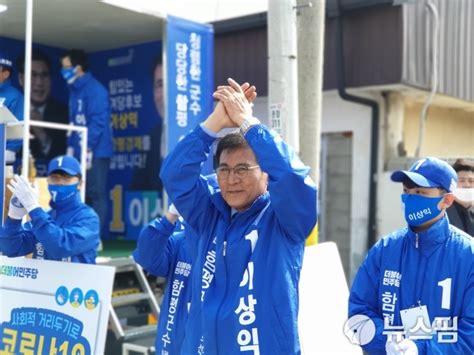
403 102 474 157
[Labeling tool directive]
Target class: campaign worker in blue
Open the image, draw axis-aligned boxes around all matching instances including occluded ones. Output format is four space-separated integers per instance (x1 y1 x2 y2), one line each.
348 157 474 355
133 204 194 354
0 50 24 163
0 155 100 264
61 49 113 238
160 78 317 354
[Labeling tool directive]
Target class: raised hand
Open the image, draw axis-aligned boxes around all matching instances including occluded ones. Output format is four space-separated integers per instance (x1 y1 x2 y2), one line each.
213 78 253 127
7 175 40 213
204 80 257 133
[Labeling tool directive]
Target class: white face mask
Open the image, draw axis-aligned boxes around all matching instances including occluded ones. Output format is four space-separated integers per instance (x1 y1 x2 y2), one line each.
453 188 474 205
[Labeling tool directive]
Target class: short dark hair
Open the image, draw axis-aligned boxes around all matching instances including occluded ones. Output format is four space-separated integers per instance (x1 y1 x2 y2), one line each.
215 133 250 165
62 49 88 72
452 159 474 173
16 48 52 74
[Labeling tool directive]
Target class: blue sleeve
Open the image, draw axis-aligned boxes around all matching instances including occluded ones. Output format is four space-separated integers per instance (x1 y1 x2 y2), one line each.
133 217 184 277
27 207 99 258
348 240 386 353
12 93 24 121
86 86 110 151
245 124 317 242
6 139 22 152
0 218 36 257
160 125 217 235
415 261 474 354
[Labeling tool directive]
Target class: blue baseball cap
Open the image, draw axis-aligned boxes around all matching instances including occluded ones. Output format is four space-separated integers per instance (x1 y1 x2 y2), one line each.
48 155 82 176
391 157 457 192
0 51 13 69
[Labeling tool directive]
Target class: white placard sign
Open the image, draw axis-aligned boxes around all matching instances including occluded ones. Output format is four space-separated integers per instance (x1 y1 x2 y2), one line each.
0 256 115 354
299 242 362 354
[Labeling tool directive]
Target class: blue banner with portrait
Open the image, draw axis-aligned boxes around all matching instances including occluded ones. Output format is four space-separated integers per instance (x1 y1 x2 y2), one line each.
0 37 70 177
88 41 165 240
1 15 214 240
166 15 214 157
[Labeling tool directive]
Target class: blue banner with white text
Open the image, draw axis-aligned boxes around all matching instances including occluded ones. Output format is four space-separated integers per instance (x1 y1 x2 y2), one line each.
166 15 214 157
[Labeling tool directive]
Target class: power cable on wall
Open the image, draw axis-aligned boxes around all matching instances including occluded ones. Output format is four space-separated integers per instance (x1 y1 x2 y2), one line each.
415 0 439 157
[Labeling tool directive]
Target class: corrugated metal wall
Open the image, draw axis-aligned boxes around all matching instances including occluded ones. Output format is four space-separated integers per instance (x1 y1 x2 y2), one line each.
402 0 474 102
214 27 268 96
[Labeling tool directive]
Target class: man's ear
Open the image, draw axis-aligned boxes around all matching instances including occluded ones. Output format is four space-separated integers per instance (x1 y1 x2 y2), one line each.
440 193 455 209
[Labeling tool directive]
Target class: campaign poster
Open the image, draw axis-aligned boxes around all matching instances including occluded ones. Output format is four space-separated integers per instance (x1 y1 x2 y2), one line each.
0 256 115 354
88 41 164 240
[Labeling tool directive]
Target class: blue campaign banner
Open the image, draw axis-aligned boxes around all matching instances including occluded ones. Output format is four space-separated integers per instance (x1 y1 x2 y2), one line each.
0 37 69 104
88 41 164 240
166 15 214 158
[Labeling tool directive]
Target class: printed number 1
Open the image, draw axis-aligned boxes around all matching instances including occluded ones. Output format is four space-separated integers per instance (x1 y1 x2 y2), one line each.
109 185 125 232
437 278 451 310
57 157 63 167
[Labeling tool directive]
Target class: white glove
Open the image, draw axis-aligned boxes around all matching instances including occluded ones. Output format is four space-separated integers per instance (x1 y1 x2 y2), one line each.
398 339 418 355
8 195 27 220
386 339 402 355
168 203 181 217
5 149 16 164
7 175 40 213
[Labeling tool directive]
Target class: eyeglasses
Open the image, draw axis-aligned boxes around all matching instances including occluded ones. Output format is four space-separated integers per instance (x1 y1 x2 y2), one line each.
216 165 260 179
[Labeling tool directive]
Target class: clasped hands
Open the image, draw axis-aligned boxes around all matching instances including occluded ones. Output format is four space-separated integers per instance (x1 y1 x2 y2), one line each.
204 78 257 133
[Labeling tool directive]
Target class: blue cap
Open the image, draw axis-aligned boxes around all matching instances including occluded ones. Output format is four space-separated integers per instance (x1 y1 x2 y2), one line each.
0 51 13 68
391 157 457 192
48 155 82 176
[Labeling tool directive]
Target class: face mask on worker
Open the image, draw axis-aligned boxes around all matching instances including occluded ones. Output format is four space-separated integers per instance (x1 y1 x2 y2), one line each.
453 188 474 205
401 194 444 227
61 66 78 84
48 183 78 202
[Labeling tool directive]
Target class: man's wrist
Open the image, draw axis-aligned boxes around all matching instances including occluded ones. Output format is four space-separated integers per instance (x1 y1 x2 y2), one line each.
25 204 41 214
239 117 260 135
203 114 223 134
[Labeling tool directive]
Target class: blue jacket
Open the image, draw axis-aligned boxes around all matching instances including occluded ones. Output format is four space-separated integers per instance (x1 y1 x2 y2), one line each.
67 72 113 158
0 79 24 151
349 216 474 354
0 192 100 264
160 124 317 354
133 217 194 354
